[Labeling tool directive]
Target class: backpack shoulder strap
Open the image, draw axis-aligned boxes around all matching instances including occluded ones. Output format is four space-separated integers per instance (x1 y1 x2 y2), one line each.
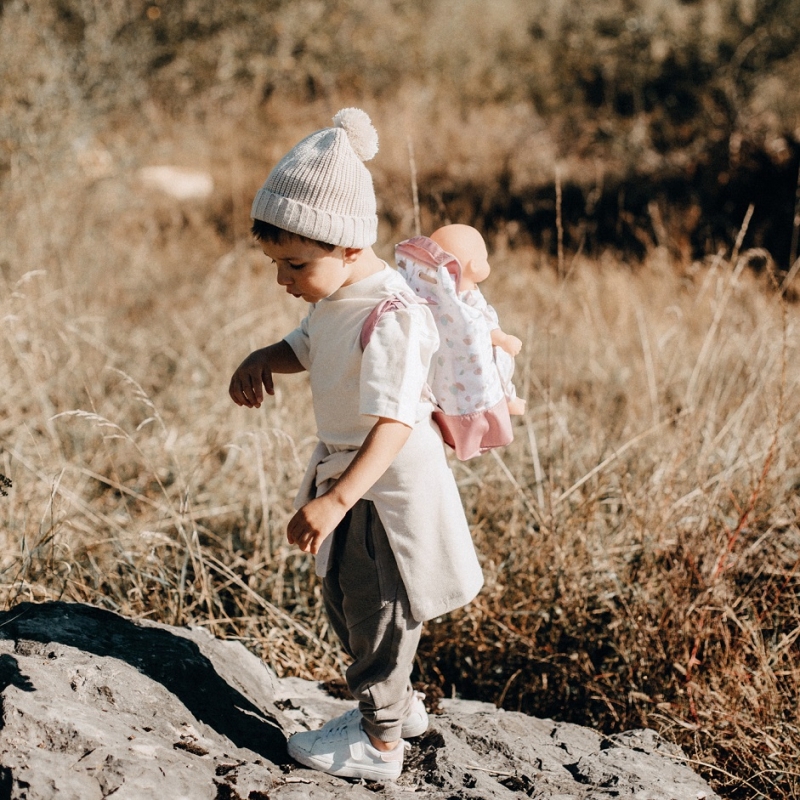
360 293 416 350
395 237 462 292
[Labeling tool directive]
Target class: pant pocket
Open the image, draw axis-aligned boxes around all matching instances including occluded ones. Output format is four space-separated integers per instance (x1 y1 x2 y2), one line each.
338 501 391 628
364 506 376 561
365 503 401 608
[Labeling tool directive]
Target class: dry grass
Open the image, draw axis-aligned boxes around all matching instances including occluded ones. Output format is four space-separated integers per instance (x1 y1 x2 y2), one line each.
2 121 799 797
3 2 800 797
420 247 800 798
4 0 800 259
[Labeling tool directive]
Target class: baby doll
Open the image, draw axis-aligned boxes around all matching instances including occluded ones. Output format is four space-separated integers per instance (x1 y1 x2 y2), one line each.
429 224 526 415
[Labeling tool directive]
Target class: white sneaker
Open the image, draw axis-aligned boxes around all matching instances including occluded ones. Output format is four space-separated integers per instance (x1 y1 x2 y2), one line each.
320 691 429 739
287 715 405 781
400 691 429 738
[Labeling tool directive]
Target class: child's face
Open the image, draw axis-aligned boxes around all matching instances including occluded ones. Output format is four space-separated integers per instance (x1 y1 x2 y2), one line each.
259 238 356 303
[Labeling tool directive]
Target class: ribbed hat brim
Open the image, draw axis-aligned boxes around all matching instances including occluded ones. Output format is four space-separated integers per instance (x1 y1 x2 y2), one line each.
251 189 378 249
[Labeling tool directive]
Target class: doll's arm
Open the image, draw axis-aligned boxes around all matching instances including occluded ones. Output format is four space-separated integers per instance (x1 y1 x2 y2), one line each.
228 339 304 408
491 328 522 357
287 417 412 554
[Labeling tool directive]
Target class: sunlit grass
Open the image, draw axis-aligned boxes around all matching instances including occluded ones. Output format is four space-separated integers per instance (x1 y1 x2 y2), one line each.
2 126 799 797
2 1 800 794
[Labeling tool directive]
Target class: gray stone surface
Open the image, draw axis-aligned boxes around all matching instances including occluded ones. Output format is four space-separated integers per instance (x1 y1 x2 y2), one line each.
0 602 718 799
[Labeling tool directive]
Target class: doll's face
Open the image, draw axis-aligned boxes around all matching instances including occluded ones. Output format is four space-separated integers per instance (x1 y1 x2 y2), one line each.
461 250 491 289
453 236 492 292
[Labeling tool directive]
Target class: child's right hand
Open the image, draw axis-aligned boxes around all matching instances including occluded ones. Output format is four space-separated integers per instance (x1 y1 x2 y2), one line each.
229 349 275 408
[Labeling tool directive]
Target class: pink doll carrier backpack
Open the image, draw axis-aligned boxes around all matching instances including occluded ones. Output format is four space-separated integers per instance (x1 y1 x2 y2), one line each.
360 236 513 460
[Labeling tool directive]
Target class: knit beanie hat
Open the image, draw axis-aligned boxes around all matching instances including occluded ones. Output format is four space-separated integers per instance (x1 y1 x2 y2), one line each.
250 108 379 248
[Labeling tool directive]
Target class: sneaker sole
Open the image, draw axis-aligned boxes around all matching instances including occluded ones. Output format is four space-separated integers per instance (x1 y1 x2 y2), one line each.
287 741 402 781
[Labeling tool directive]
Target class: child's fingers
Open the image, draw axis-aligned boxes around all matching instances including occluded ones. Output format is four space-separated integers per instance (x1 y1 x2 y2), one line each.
300 533 321 555
260 368 275 396
248 373 263 406
229 360 277 407
287 514 301 543
228 375 243 405
235 372 269 407
288 512 315 548
291 532 313 553
229 372 256 407
288 526 323 554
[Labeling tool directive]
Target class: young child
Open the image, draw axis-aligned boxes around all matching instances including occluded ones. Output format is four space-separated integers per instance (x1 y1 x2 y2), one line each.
428 224 526 416
228 109 484 781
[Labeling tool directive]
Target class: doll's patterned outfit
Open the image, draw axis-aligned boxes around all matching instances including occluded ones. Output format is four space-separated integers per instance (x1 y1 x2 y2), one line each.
461 287 520 407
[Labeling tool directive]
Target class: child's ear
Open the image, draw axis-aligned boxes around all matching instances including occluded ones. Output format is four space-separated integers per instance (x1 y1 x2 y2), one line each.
342 247 363 263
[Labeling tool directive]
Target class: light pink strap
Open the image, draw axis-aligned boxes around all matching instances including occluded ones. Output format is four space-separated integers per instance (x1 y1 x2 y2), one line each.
360 294 412 350
395 236 462 291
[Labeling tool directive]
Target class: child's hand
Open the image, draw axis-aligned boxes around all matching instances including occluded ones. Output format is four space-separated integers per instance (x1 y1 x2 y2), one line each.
229 349 275 408
287 495 348 554
287 417 411 555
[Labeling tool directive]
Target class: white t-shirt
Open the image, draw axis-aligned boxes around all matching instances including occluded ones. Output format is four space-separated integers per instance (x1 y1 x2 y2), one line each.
284 266 437 448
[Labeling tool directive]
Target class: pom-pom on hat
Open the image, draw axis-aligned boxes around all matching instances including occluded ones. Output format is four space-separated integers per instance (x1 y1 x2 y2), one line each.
251 108 379 248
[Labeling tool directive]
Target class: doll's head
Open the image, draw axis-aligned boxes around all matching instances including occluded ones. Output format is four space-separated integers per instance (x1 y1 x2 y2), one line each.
429 224 490 292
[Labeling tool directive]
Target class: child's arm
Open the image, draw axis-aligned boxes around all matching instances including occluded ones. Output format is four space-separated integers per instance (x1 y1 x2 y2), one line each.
491 328 522 357
229 340 305 408
287 417 412 554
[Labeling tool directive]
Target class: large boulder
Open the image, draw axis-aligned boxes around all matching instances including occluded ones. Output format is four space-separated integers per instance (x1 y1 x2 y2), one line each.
0 602 717 799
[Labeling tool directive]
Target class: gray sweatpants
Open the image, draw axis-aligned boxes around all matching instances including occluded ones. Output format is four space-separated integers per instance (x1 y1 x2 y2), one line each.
322 499 422 742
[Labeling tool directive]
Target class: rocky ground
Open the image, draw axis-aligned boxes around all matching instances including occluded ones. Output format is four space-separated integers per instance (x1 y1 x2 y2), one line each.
0 602 717 799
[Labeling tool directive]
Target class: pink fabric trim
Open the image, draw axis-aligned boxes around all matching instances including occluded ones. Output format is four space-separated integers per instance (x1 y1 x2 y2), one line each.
433 398 513 461
360 295 411 350
395 236 462 293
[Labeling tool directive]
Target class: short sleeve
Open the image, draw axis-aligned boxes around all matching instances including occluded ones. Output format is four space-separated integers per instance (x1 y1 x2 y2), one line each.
282 307 313 370
360 303 439 426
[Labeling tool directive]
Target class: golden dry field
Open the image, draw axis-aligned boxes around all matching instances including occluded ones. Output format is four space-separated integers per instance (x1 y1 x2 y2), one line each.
2 1 800 796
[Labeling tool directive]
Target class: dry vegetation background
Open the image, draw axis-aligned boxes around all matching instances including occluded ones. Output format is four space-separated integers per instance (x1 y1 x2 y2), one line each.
2 0 800 797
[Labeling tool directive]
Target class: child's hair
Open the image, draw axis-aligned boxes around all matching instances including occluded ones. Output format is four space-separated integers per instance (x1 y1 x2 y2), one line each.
251 219 337 252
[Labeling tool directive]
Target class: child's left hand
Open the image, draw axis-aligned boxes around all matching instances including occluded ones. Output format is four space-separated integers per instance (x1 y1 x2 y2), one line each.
287 494 348 554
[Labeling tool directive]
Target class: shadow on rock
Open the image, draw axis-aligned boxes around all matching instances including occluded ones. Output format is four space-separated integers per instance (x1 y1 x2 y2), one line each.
0 601 287 763
0 654 35 695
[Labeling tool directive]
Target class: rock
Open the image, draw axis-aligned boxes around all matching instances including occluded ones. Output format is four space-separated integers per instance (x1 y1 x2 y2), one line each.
0 602 718 799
